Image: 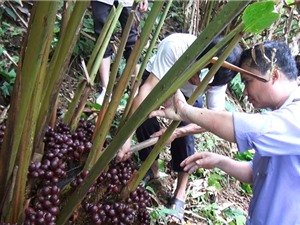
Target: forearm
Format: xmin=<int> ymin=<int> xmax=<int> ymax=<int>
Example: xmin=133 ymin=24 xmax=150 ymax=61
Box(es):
xmin=181 ymin=105 xmax=236 ymax=142
xmin=174 ymin=123 xmax=205 ymax=138
xmin=217 ymin=156 xmax=253 ymax=184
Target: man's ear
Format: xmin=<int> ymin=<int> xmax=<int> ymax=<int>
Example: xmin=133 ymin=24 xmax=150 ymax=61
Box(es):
xmin=271 ymin=68 xmax=280 ymax=84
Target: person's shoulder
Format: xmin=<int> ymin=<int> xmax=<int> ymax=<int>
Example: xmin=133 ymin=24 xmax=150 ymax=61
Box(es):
xmin=165 ymin=33 xmax=196 ymax=40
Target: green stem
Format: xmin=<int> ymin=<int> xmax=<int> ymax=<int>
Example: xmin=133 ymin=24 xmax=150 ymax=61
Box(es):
xmin=35 ymin=1 xmax=88 ymax=152
xmin=0 ymin=1 xmax=58 ymax=209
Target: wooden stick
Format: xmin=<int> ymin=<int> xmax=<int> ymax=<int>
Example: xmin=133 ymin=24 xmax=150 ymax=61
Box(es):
xmin=129 ymin=129 xmax=208 ymax=153
xmin=129 ymin=137 xmax=159 ymax=152
xmin=210 ymin=57 xmax=269 ymax=82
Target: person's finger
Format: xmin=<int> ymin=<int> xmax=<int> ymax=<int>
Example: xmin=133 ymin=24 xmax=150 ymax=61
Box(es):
xmin=115 ymin=152 xmax=123 ymax=163
xmin=150 ymin=128 xmax=166 ymax=138
xmin=182 ymin=161 xmax=196 ymax=171
xmin=181 ymin=155 xmax=197 ymax=165
xmin=116 ymin=149 xmax=128 ymax=163
xmin=181 ymin=154 xmax=205 ymax=170
xmin=180 ymin=158 xmax=189 ymax=167
xmin=184 ymin=163 xmax=198 ymax=174
xmin=149 ymin=109 xmax=166 ymax=118
xmin=162 ymin=97 xmax=173 ymax=108
xmin=122 ymin=152 xmax=132 ymax=161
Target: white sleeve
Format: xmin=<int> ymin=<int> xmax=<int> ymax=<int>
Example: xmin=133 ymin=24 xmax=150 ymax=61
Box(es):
xmin=206 ymin=84 xmax=227 ymax=111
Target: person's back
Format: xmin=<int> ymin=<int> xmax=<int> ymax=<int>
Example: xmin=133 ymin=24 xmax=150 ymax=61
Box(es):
xmin=148 ymin=33 xmax=242 ymax=111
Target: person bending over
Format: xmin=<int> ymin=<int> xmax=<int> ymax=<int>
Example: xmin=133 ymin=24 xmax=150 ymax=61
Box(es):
xmin=150 ymin=40 xmax=300 ymax=225
xmin=116 ymin=33 xmax=242 ymax=223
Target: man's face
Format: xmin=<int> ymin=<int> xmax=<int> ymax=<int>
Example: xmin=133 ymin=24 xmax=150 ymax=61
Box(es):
xmin=188 ymin=72 xmax=201 ymax=85
xmin=241 ymin=65 xmax=274 ymax=109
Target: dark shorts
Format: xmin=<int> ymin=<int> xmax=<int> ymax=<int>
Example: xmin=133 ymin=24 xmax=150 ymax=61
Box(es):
xmin=136 ymin=90 xmax=203 ymax=172
xmin=91 ymin=1 xmax=140 ymax=60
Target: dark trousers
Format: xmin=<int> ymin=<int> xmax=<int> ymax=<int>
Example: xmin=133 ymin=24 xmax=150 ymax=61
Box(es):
xmin=91 ymin=1 xmax=140 ymax=60
xmin=136 ymin=82 xmax=203 ymax=172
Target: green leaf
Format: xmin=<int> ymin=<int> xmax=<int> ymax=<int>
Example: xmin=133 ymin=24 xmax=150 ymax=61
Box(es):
xmin=86 ymin=101 xmax=101 ymax=110
xmin=0 ymin=44 xmax=4 ymax=54
xmin=13 ymin=0 xmax=23 ymax=6
xmin=158 ymin=159 xmax=165 ymax=171
xmin=225 ymin=100 xmax=237 ymax=112
xmin=0 ymin=69 xmax=15 ymax=82
xmin=0 ymin=81 xmax=13 ymax=97
xmin=4 ymin=7 xmax=17 ymax=21
xmin=286 ymin=0 xmax=295 ymax=5
xmin=242 ymin=1 xmax=279 ymax=33
xmin=236 ymin=215 xmax=247 ymax=225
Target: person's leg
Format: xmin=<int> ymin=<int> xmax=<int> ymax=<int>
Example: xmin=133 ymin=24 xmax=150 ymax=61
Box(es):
xmin=91 ymin=1 xmax=114 ymax=104
xmin=168 ymin=131 xmax=192 ymax=222
xmin=168 ymin=95 xmax=203 ymax=221
xmin=96 ymin=57 xmax=111 ymax=104
xmin=136 ymin=117 xmax=161 ymax=178
xmin=173 ymin=172 xmax=189 ymax=201
xmin=131 ymin=64 xmax=140 ymax=89
xmin=99 ymin=57 xmax=110 ymax=90
xmin=170 ymin=95 xmax=203 ymax=201
xmin=119 ymin=6 xmax=141 ymax=89
xmin=170 ymin=125 xmax=194 ymax=202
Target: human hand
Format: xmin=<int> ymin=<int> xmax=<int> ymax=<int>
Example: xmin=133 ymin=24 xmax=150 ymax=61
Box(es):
xmin=116 ymin=139 xmax=132 ymax=163
xmin=150 ymin=127 xmax=178 ymax=145
xmin=138 ymin=0 xmax=148 ymax=13
xmin=180 ymin=152 xmax=223 ymax=174
xmin=149 ymin=90 xmax=188 ymax=121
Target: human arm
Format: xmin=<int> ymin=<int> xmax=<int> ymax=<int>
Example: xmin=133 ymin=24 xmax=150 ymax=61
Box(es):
xmin=116 ymin=74 xmax=159 ymax=162
xmin=150 ymin=123 xmax=205 ymax=144
xmin=149 ymin=90 xmax=236 ymax=143
xmin=180 ymin=152 xmax=253 ymax=184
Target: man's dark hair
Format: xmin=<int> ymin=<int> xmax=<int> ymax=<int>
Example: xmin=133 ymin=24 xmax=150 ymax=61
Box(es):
xmin=295 ymin=55 xmax=300 ymax=77
xmin=197 ymin=36 xmax=242 ymax=86
xmin=240 ymin=41 xmax=298 ymax=80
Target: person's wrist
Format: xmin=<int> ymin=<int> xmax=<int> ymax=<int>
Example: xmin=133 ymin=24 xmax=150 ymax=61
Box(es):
xmin=216 ymin=155 xmax=226 ymax=170
xmin=180 ymin=103 xmax=191 ymax=121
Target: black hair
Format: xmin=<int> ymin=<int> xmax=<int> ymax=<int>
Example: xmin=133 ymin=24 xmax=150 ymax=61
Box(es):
xmin=295 ymin=55 xmax=300 ymax=77
xmin=197 ymin=36 xmax=243 ymax=86
xmin=239 ymin=41 xmax=298 ymax=80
